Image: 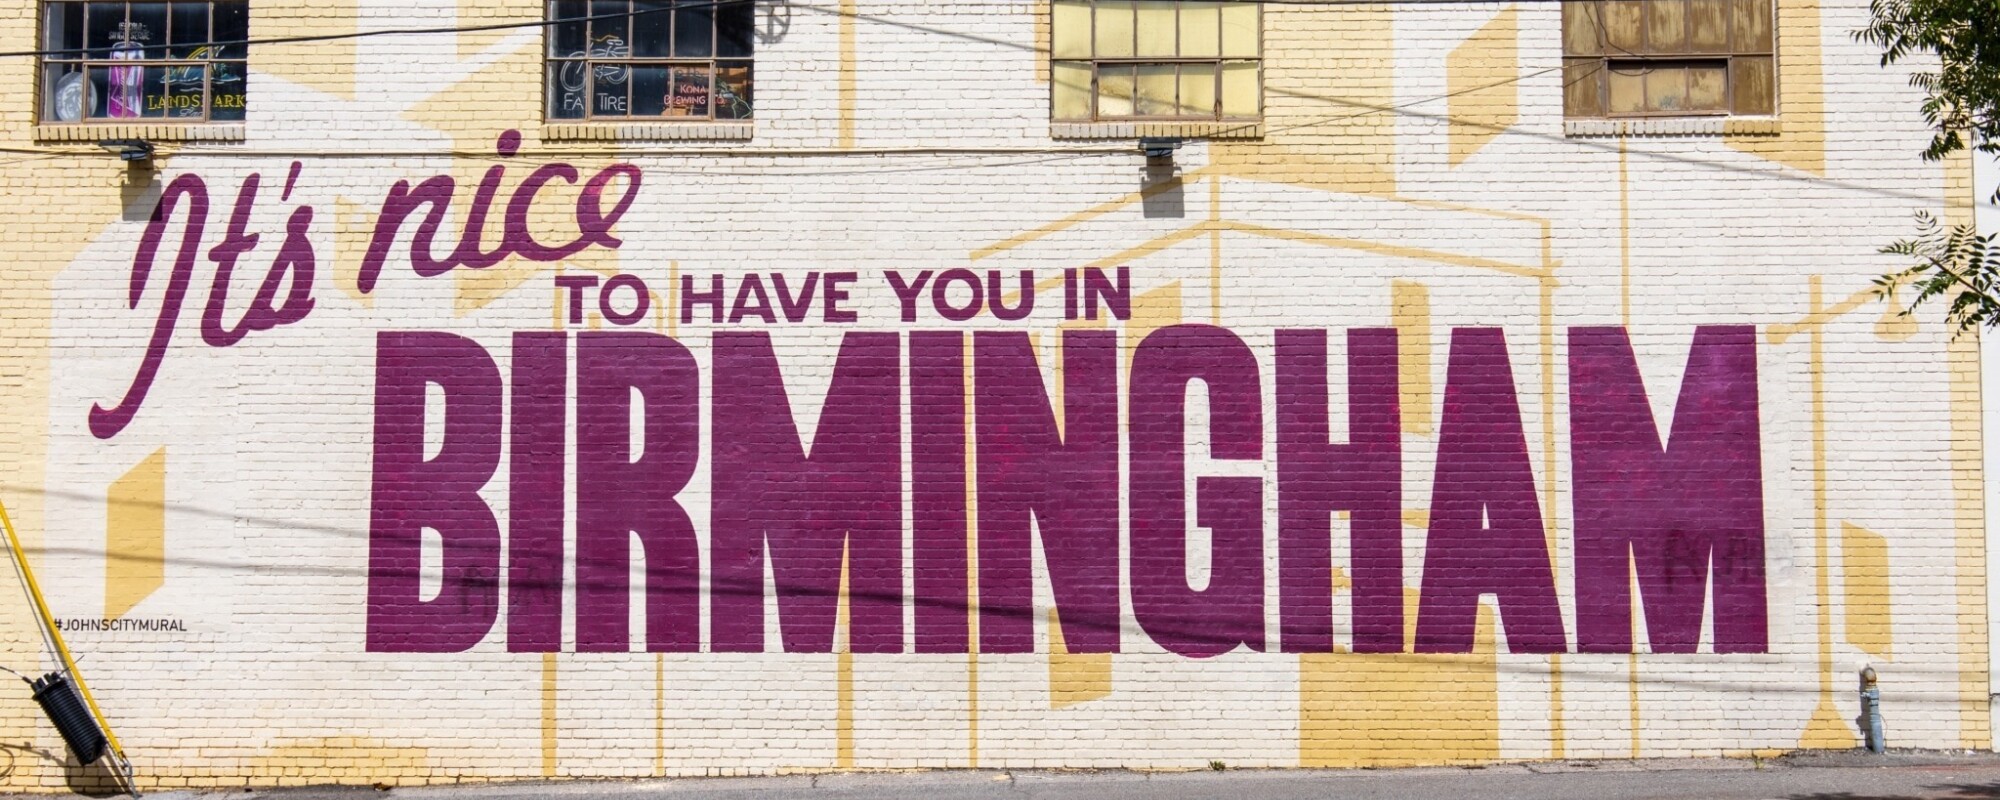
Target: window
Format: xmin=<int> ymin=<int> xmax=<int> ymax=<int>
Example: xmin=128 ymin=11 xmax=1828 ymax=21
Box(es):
xmin=1050 ymin=1 xmax=1261 ymax=122
xmin=40 ymin=1 xmax=247 ymax=123
xmin=1561 ymin=0 xmax=1774 ymax=117
xmin=547 ymin=0 xmax=754 ymax=121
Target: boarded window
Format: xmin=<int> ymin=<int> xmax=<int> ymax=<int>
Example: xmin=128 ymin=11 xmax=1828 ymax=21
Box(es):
xmin=1051 ymin=0 xmax=1261 ymax=122
xmin=1561 ymin=0 xmax=1774 ymax=118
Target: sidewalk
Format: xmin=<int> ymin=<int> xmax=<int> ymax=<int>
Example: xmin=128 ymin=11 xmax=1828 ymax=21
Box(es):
xmin=27 ymin=750 xmax=1999 ymax=800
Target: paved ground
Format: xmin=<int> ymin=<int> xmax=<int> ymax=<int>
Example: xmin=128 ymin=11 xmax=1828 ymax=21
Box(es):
xmin=23 ymin=751 xmax=2000 ymax=799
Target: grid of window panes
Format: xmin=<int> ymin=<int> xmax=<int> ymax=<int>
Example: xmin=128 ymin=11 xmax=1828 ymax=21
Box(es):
xmin=547 ymin=0 xmax=753 ymax=121
xmin=41 ymin=1 xmax=247 ymax=123
xmin=1561 ymin=0 xmax=1774 ymax=117
xmin=1051 ymin=0 xmax=1260 ymax=122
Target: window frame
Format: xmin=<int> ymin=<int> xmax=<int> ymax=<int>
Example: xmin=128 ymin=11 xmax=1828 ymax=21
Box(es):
xmin=543 ymin=0 xmax=754 ymax=124
xmin=1560 ymin=0 xmax=1777 ymax=119
xmin=36 ymin=0 xmax=248 ymax=126
xmin=1051 ymin=0 xmax=1265 ymax=124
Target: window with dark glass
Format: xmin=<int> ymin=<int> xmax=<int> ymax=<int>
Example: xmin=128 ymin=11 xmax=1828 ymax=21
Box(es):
xmin=547 ymin=0 xmax=754 ymax=121
xmin=1051 ymin=1 xmax=1261 ymax=123
xmin=40 ymin=1 xmax=247 ymax=123
xmin=1562 ymin=0 xmax=1775 ymax=117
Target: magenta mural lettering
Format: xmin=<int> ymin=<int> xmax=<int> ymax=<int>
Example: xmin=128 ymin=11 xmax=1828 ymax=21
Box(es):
xmin=1570 ymin=326 xmax=1767 ymax=653
xmin=575 ymin=332 xmax=702 ymax=652
xmin=93 ymin=131 xmax=634 ymax=439
xmin=1130 ymin=325 xmax=1265 ymax=658
xmin=973 ymin=331 xmax=1122 ymax=654
xmin=365 ymin=331 xmax=503 ymax=653
xmin=1415 ymin=328 xmax=1567 ymax=654
xmin=357 ymin=325 xmax=1768 ymax=656
xmin=1276 ymin=328 xmax=1403 ymax=654
xmin=712 ymin=332 xmax=904 ymax=653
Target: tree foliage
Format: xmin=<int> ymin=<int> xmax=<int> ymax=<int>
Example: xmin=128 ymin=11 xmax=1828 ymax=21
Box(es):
xmin=1856 ymin=0 xmax=2000 ymax=163
xmin=1876 ymin=212 xmax=2000 ymax=335
xmin=1860 ymin=0 xmax=1999 ymax=334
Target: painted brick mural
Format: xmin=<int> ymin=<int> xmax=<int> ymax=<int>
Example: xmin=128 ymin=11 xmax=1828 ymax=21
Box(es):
xmin=0 ymin=0 xmax=1989 ymax=790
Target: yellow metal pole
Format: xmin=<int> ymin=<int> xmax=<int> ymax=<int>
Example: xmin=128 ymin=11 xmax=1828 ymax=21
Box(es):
xmin=0 ymin=495 xmax=134 ymax=789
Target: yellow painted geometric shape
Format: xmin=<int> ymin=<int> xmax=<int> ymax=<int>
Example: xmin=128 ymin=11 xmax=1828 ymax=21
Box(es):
xmin=1301 ymin=603 xmax=1499 ymax=767
xmin=105 ymin=447 xmax=165 ymax=620
xmin=1391 ymin=280 xmax=1434 ymax=437
xmin=1445 ymin=6 xmax=1520 ymax=167
xmin=1873 ymin=287 xmax=1917 ymax=342
xmin=1799 ymin=696 xmax=1858 ymax=749
xmin=256 ymin=1 xmax=362 ymax=100
xmin=1048 ymin=607 xmax=1113 ymax=709
xmin=1840 ymin=522 xmax=1893 ymax=659
xmin=1124 ymin=281 xmax=1185 ymax=360
xmin=1727 ymin=0 xmax=1825 ymax=174
xmin=250 ymin=737 xmax=429 ymax=783
xmin=1211 ymin=3 xmax=1397 ymax=194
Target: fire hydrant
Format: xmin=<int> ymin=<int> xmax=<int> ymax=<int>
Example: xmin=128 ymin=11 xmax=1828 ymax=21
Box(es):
xmin=1861 ymin=666 xmax=1886 ymax=753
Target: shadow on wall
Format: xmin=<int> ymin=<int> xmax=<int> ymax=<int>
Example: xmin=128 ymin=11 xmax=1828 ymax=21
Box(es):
xmin=63 ymin=751 xmax=123 ymax=797
xmin=1141 ymin=166 xmax=1185 ymax=219
xmin=120 ymin=164 xmax=161 ymax=224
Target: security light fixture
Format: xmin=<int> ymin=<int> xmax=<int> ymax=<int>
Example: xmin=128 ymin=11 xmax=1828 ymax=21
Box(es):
xmin=96 ymin=139 xmax=154 ymax=163
xmin=1140 ymin=137 xmax=1184 ymax=163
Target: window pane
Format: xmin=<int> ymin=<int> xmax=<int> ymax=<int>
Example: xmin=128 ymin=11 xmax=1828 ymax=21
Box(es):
xmin=105 ymin=59 xmax=145 ymax=118
xmin=551 ymin=0 xmax=588 ymax=56
xmin=1052 ymin=60 xmax=1093 ymax=119
xmin=675 ymin=0 xmax=713 ymax=57
xmin=717 ymin=0 xmax=753 ymax=57
xmin=550 ymin=60 xmax=586 ymax=116
xmin=1602 ymin=0 xmax=1642 ymax=53
xmin=1098 ymin=64 xmax=1134 ymax=116
xmin=211 ymin=61 xmax=245 ymax=120
xmin=1220 ymin=2 xmax=1256 ymax=57
xmin=591 ymin=0 xmax=630 ymax=54
xmin=1563 ymin=58 xmax=1604 ymax=116
xmin=1095 ymin=1 xmax=1134 ymax=58
xmin=1135 ymin=1 xmax=1175 ymax=57
xmin=46 ymin=2 xmax=85 ymax=55
xmin=87 ymin=3 xmax=128 ymax=59
xmin=213 ymin=1 xmax=247 ymax=58
xmin=632 ymin=0 xmax=671 ymax=57
xmin=1644 ymin=0 xmax=1687 ymax=54
xmin=1053 ymin=0 xmax=1092 ymax=57
xmin=44 ymin=64 xmax=90 ymax=122
xmin=716 ymin=62 xmax=751 ymax=118
xmin=1562 ymin=1 xmax=1602 ymax=57
xmin=1731 ymin=55 xmax=1773 ymax=114
xmin=1689 ymin=0 xmax=1728 ymax=52
xmin=626 ymin=63 xmax=664 ymax=115
xmin=1219 ymin=59 xmax=1256 ymax=116
xmin=129 ymin=3 xmax=168 ymax=58
xmin=1177 ymin=63 xmax=1215 ymax=117
xmin=1687 ymin=63 xmax=1725 ymax=110
xmin=669 ymin=65 xmax=710 ymax=116
xmin=163 ymin=62 xmax=204 ymax=118
xmin=593 ymin=60 xmax=631 ymax=116
xmin=1606 ymin=65 xmax=1643 ymax=113
xmin=169 ymin=2 xmax=209 ymax=57
xmin=1179 ymin=1 xmax=1219 ymax=58
xmin=139 ymin=63 xmax=169 ymax=117
xmin=1643 ymin=64 xmax=1688 ymax=112
xmin=1729 ymin=0 xmax=1772 ymax=52
xmin=1135 ymin=63 xmax=1174 ymax=115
